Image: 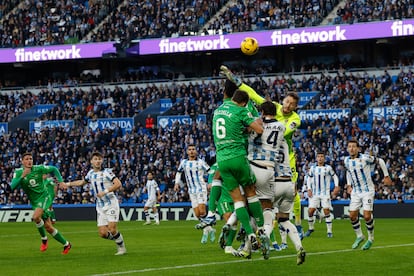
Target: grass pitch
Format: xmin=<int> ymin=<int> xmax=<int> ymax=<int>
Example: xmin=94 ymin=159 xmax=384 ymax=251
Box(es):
xmin=1 ymin=219 xmax=414 ymax=275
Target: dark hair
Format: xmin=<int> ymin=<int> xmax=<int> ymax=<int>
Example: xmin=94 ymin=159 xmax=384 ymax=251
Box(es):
xmin=347 ymin=138 xmax=359 ymax=146
xmin=260 ymin=101 xmax=276 ymax=116
xmin=224 ymin=80 xmax=238 ymax=98
xmin=21 ymin=152 xmax=32 ymax=158
xmin=232 ymin=89 xmax=249 ymax=104
xmin=91 ymin=152 xmax=103 ymax=159
xmin=316 ymin=151 xmax=325 ymax=156
xmin=286 ymin=92 xmax=299 ymax=103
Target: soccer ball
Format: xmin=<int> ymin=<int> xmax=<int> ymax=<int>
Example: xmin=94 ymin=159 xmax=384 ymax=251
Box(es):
xmin=240 ymin=37 xmax=259 ymax=56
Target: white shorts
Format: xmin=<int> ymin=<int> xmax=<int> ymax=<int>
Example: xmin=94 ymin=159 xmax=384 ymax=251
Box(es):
xmin=96 ymin=197 xmax=120 ymax=226
xmin=189 ymin=191 xmax=208 ymax=208
xmin=249 ymin=163 xmax=274 ymax=201
xmin=308 ymin=195 xmax=332 ymax=210
xmin=349 ymin=191 xmax=375 ymax=212
xmin=144 ymin=197 xmax=158 ymax=208
xmin=272 ymin=178 xmax=295 ymax=214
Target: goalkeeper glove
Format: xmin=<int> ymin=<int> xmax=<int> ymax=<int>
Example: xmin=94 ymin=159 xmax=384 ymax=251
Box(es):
xmin=220 ymin=65 xmax=242 ymax=87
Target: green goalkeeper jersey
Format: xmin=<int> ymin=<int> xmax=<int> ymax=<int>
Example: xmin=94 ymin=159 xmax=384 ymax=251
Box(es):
xmin=213 ymin=100 xmax=256 ymax=163
xmin=11 ymin=165 xmax=63 ymax=204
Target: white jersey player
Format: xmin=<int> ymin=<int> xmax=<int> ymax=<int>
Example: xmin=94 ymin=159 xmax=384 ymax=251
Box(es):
xmin=143 ymin=172 xmax=160 ymax=225
xmin=174 ymin=144 xmax=214 ymax=244
xmin=304 ymin=152 xmax=340 ymax=238
xmin=65 ymin=152 xmax=126 ymax=255
xmin=250 ymin=101 xmax=305 ymax=264
xmin=344 ymin=139 xmax=392 ymax=250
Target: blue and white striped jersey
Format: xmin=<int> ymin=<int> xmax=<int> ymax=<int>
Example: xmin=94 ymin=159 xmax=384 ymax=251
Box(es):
xmin=344 ymin=154 xmax=375 ymax=193
xmin=177 ymin=159 xmax=210 ymax=194
xmin=85 ymin=168 xmax=117 ymax=208
xmin=248 ymin=118 xmax=291 ymax=177
xmin=307 ymin=164 xmax=337 ymax=196
xmin=146 ymin=179 xmax=159 ymax=201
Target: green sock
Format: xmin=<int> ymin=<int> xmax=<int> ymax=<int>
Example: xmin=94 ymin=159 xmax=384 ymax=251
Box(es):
xmin=208 ymin=185 xmax=222 ymax=212
xmin=226 ymin=229 xmax=237 ymax=246
xmin=235 ymin=205 xmax=253 ymax=235
xmin=247 ymin=199 xmax=264 ymax=227
xmin=52 ymin=229 xmax=68 ymax=245
xmin=36 ymin=220 xmax=47 ymax=238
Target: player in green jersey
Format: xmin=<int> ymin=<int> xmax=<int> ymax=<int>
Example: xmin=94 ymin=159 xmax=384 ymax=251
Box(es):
xmin=11 ymin=152 xmax=71 ymax=254
xmin=198 ymin=79 xmax=260 ymax=231
xmin=220 ymin=65 xmax=304 ymax=241
xmin=213 ymin=89 xmax=268 ymax=259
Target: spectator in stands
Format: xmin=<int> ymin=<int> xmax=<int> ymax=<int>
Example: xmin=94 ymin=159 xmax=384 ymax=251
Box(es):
xmin=145 ymin=114 xmax=155 ymax=130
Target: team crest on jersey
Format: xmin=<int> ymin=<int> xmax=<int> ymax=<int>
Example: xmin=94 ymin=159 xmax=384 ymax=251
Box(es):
xmin=289 ymin=121 xmax=297 ymax=129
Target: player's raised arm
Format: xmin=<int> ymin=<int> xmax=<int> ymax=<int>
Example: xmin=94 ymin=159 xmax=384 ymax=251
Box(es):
xmin=220 ymin=65 xmax=265 ymax=105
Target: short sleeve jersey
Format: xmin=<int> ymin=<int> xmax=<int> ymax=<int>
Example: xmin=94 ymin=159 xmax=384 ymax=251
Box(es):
xmin=344 ymin=154 xmax=376 ymax=193
xmin=213 ymin=100 xmax=256 ymax=162
xmin=11 ymin=165 xmax=63 ymax=203
xmin=177 ymin=159 xmax=210 ymax=194
xmin=85 ymin=168 xmax=117 ymax=208
xmin=308 ymin=164 xmax=337 ymax=196
xmin=146 ymin=179 xmax=159 ymax=201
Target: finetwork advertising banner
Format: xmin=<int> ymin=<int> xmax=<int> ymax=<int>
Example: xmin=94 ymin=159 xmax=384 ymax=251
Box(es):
xmin=0 ymin=42 xmax=116 ymax=63
xmin=136 ymin=19 xmax=414 ymax=55
xmin=298 ymin=108 xmax=351 ymax=122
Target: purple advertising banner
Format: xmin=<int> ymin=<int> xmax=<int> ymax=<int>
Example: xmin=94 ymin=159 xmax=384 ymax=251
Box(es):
xmin=137 ymin=19 xmax=414 ymax=55
xmin=0 ymin=42 xmax=116 ymax=63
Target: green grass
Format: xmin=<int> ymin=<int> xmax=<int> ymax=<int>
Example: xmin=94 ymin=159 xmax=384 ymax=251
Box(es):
xmin=1 ymin=219 xmax=414 ymax=276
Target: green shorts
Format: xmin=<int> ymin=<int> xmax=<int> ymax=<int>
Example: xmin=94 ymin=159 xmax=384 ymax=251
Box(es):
xmin=218 ymin=155 xmax=256 ymax=192
xmin=217 ymin=186 xmax=234 ymax=216
xmin=31 ymin=194 xmax=53 ymax=219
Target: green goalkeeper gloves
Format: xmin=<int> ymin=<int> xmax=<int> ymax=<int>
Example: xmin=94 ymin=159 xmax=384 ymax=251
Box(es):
xmin=220 ymin=65 xmax=242 ymax=87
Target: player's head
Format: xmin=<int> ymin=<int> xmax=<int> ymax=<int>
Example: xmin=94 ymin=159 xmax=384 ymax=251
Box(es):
xmin=186 ymin=144 xmax=197 ymax=160
xmin=21 ymin=152 xmax=33 ymax=168
xmin=347 ymin=139 xmax=360 ymax=158
xmin=90 ymin=152 xmax=104 ymax=170
xmin=224 ymin=80 xmax=238 ymax=99
xmin=316 ymin=151 xmax=325 ymax=165
xmin=282 ymin=92 xmax=299 ymax=115
xmin=232 ymin=89 xmax=249 ymax=107
xmin=147 ymin=172 xmax=153 ymax=179
xmin=260 ymin=101 xmax=276 ymax=117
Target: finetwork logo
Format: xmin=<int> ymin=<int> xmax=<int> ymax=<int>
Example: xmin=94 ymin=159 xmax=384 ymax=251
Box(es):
xmin=271 ymin=26 xmax=346 ymax=45
xmin=14 ymin=45 xmax=81 ymax=62
xmin=158 ymin=36 xmax=230 ymax=53
xmin=391 ymin=21 xmax=414 ymax=36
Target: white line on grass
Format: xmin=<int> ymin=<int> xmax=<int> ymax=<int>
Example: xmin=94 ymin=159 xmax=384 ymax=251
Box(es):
xmin=90 ymin=243 xmax=414 ymax=276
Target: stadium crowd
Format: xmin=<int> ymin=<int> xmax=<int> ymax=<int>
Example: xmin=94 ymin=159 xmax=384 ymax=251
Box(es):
xmin=1 ymin=65 xmax=413 ymax=207
xmin=2 ymin=0 xmax=414 ymax=47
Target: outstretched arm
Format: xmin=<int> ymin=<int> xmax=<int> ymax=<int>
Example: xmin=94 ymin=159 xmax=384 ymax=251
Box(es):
xmin=220 ymin=65 xmax=265 ymax=105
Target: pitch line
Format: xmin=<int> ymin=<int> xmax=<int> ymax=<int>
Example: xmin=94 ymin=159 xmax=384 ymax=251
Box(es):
xmin=90 ymin=243 xmax=414 ymax=276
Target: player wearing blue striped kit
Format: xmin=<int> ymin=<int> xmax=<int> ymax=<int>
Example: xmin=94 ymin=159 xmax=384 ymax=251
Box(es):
xmin=174 ymin=145 xmax=215 ymax=244
xmin=304 ymin=152 xmax=340 ymax=238
xmin=344 ymin=139 xmax=393 ymax=250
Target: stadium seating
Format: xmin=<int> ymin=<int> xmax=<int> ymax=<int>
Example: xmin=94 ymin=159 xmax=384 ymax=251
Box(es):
xmin=1 ymin=66 xmax=413 ymax=205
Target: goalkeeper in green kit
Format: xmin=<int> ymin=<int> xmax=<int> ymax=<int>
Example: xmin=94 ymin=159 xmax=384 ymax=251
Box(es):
xmin=11 ymin=152 xmax=72 ymax=254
